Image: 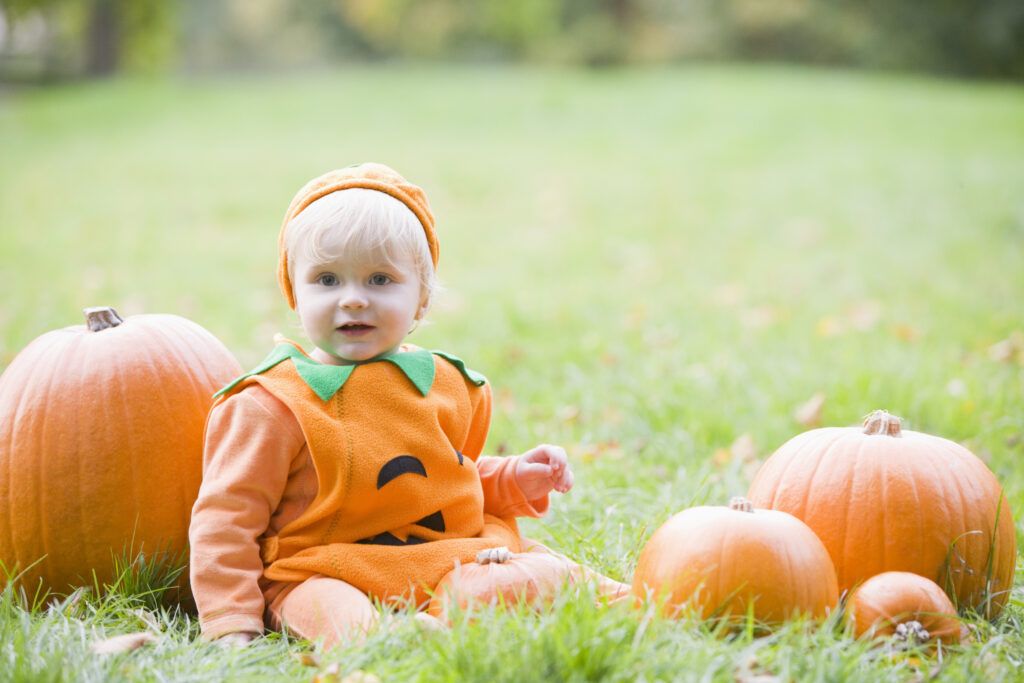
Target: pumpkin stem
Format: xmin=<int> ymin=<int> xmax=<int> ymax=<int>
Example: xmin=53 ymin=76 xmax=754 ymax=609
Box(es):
xmin=476 ymin=547 xmax=512 ymax=565
xmin=84 ymin=307 xmax=124 ymax=332
xmin=894 ymin=620 xmax=930 ymax=643
xmin=728 ymin=497 xmax=754 ymax=513
xmin=862 ymin=410 xmax=902 ymax=437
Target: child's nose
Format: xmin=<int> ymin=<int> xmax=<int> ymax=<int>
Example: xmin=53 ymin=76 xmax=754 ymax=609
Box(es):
xmin=338 ymin=286 xmax=368 ymax=309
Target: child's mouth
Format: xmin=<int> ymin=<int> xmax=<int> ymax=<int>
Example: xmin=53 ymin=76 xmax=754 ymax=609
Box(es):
xmin=338 ymin=323 xmax=374 ymax=337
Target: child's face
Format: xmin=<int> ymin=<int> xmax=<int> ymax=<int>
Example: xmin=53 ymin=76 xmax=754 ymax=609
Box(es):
xmin=292 ymin=246 xmax=425 ymax=365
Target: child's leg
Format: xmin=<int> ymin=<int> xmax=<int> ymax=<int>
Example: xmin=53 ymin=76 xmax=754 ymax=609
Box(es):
xmin=267 ymin=575 xmax=378 ymax=649
xmin=520 ymin=538 xmax=632 ymax=603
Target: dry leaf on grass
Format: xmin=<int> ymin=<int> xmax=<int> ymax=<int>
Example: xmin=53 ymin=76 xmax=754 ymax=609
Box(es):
xmin=988 ymin=332 xmax=1024 ymax=364
xmin=891 ymin=323 xmax=921 ymax=343
xmin=556 ymin=405 xmax=581 ymax=423
xmin=793 ymin=392 xmax=826 ymax=427
xmin=713 ymin=434 xmax=758 ymax=467
xmin=90 ymin=631 xmax=158 ymax=655
xmin=730 ymin=434 xmax=757 ymax=462
xmin=293 ymin=652 xmax=323 ymax=667
xmin=847 ymin=300 xmax=882 ymax=331
xmin=816 ymin=315 xmax=845 ymax=338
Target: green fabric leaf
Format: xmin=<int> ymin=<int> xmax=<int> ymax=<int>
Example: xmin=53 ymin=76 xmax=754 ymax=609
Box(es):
xmin=293 ymin=359 xmax=356 ymax=402
xmin=432 ymin=350 xmax=487 ymax=386
xmin=383 ymin=349 xmax=435 ymax=397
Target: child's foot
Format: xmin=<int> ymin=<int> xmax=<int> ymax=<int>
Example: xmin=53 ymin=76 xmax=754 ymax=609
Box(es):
xmin=412 ymin=612 xmax=447 ymax=632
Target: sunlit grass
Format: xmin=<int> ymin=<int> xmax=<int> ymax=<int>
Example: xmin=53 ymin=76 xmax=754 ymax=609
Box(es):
xmin=1 ymin=64 xmax=1022 ymax=680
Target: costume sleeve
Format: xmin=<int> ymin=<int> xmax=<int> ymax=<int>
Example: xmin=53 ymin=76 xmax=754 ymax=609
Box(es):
xmin=463 ymin=383 xmax=549 ymax=518
xmin=188 ymin=385 xmax=305 ymax=640
xmin=478 ymin=455 xmax=550 ymax=518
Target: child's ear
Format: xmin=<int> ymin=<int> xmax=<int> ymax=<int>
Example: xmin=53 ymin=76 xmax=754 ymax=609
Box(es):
xmin=416 ymin=291 xmax=431 ymax=320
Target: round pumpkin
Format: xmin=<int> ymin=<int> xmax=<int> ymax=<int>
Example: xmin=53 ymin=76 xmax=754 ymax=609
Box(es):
xmin=846 ymin=571 xmax=963 ymax=644
xmin=631 ymin=497 xmax=838 ymax=623
xmin=428 ymin=546 xmax=582 ymax=622
xmin=0 ymin=307 xmax=241 ymax=596
xmin=747 ymin=410 xmax=1016 ymax=618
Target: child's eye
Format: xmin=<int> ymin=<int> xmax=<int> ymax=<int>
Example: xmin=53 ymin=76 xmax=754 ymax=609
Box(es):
xmin=317 ymin=273 xmax=339 ymax=286
xmin=369 ymin=274 xmax=392 ymax=286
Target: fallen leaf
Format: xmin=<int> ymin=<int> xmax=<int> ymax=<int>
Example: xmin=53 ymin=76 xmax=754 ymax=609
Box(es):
xmin=730 ymin=434 xmax=757 ymax=463
xmin=988 ymin=332 xmax=1024 ymax=364
xmin=712 ymin=448 xmax=732 ymax=467
xmin=625 ymin=303 xmax=648 ymax=329
xmin=816 ymin=315 xmax=845 ymax=338
xmin=847 ymin=300 xmax=882 ymax=331
xmin=312 ymin=663 xmax=341 ymax=683
xmin=294 ymin=652 xmax=323 ymax=667
xmin=793 ymin=392 xmax=826 ymax=427
xmin=576 ymin=440 xmax=623 ymax=463
xmin=90 ymin=631 xmax=158 ymax=655
xmin=890 ymin=323 xmax=920 ymax=343
xmin=556 ymin=405 xmax=581 ymax=423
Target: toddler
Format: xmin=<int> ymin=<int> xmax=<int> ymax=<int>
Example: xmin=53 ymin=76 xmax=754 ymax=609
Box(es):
xmin=189 ymin=163 xmax=626 ymax=647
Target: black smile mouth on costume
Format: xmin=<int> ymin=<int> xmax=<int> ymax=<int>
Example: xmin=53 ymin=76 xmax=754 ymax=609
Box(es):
xmin=360 ymin=455 xmax=447 ymax=547
xmin=377 ymin=455 xmax=428 ymax=489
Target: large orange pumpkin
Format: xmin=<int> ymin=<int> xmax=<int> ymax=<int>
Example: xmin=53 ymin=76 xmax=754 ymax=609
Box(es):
xmin=428 ymin=546 xmax=582 ymax=623
xmin=747 ymin=410 xmax=1016 ymax=618
xmin=0 ymin=307 xmax=241 ymax=596
xmin=631 ymin=497 xmax=838 ymax=623
xmin=846 ymin=571 xmax=963 ymax=645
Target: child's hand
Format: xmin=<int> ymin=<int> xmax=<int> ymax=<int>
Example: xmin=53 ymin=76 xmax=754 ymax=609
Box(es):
xmin=515 ymin=444 xmax=574 ymax=500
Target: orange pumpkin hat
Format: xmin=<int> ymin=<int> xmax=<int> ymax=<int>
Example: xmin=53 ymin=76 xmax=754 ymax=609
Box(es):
xmin=276 ymin=162 xmax=439 ymax=310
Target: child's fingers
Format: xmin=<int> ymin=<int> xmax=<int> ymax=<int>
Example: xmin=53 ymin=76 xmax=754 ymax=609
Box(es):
xmin=519 ymin=462 xmax=553 ymax=479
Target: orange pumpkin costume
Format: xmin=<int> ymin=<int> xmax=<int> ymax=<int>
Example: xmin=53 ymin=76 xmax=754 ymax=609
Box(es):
xmin=189 ymin=341 xmax=556 ymax=640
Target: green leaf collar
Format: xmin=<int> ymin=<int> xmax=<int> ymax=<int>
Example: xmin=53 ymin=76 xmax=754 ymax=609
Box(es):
xmin=214 ymin=343 xmax=486 ymax=402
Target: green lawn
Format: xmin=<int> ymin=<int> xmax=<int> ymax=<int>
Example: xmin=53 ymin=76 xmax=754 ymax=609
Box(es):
xmin=1 ymin=64 xmax=1023 ymax=681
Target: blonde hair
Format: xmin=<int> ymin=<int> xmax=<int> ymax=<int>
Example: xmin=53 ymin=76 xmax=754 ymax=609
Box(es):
xmin=285 ymin=189 xmax=438 ymax=310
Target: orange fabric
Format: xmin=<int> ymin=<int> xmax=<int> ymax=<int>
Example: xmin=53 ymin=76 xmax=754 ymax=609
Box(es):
xmin=189 ymin=343 xmax=548 ymax=639
xmin=277 ymin=163 xmax=438 ymax=310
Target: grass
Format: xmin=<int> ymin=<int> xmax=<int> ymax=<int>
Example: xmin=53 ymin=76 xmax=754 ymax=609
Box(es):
xmin=1 ymin=63 xmax=1022 ymax=680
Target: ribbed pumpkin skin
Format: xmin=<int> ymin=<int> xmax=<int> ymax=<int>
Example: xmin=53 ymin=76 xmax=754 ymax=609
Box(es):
xmin=428 ymin=552 xmax=580 ymax=622
xmin=0 ymin=313 xmax=241 ymax=596
xmin=847 ymin=571 xmax=962 ymax=644
xmin=747 ymin=422 xmax=1017 ymax=617
xmin=631 ymin=502 xmax=838 ymax=623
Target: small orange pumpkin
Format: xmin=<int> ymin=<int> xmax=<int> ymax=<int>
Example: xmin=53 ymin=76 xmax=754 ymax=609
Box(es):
xmin=631 ymin=497 xmax=838 ymax=623
xmin=748 ymin=410 xmax=1017 ymax=618
xmin=847 ymin=572 xmax=963 ymax=644
xmin=428 ymin=546 xmax=582 ymax=622
xmin=0 ymin=307 xmax=241 ymax=596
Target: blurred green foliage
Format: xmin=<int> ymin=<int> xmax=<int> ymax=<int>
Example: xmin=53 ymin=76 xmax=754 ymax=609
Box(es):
xmin=0 ymin=0 xmax=1022 ymax=81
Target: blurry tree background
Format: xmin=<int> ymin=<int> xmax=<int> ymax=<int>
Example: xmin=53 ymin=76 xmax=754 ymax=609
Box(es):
xmin=0 ymin=0 xmax=1022 ymax=81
